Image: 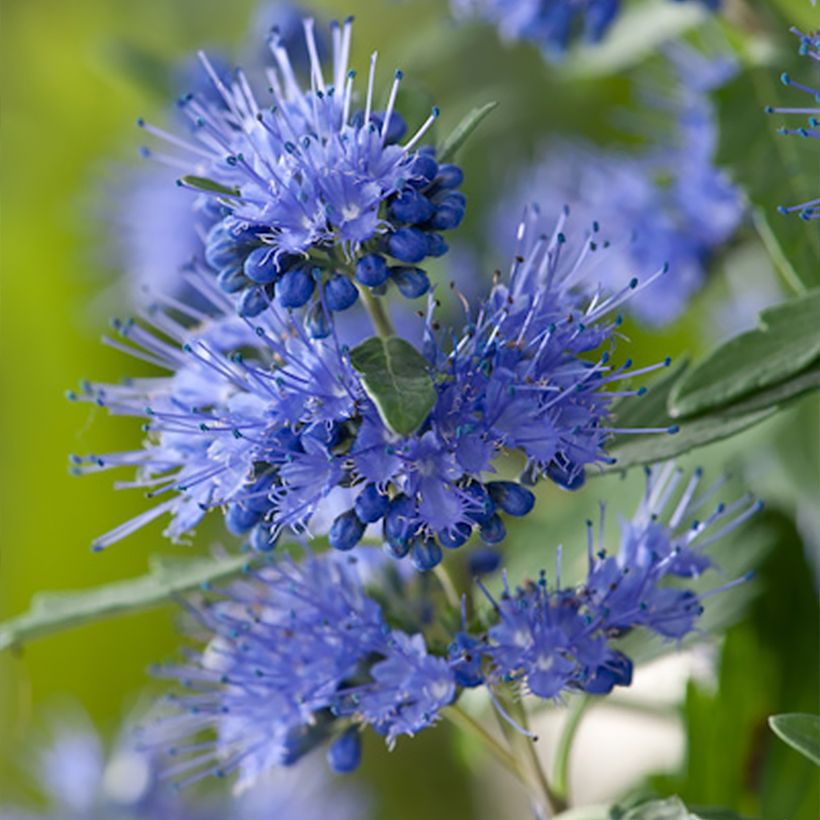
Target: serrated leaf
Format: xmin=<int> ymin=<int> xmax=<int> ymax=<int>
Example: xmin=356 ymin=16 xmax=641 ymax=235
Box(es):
xmin=0 ymin=552 xmax=255 ymax=652
xmin=437 ymin=101 xmax=499 ymax=163
xmin=349 ymin=336 xmax=436 ymax=436
xmin=769 ymin=713 xmax=820 ymax=765
xmin=669 ymin=292 xmax=820 ymax=418
xmin=179 ymin=175 xmax=241 ymax=197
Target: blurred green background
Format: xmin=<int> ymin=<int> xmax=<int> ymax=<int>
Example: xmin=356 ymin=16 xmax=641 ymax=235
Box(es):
xmin=1 ymin=0 xmax=818 ymax=817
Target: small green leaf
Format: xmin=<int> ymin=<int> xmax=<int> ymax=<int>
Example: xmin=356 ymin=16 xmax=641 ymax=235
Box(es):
xmin=179 ymin=175 xmax=241 ymax=197
xmin=614 ymin=797 xmax=703 ymax=820
xmin=768 ymin=713 xmax=820 ymax=765
xmin=0 ymin=552 xmax=256 ymax=652
xmin=437 ymin=101 xmax=499 ymax=163
xmin=669 ymin=291 xmax=820 ymax=418
xmin=349 ymin=336 xmax=436 ymax=436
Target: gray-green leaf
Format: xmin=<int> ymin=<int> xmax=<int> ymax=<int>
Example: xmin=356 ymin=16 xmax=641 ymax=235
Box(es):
xmin=768 ymin=713 xmax=820 ymax=765
xmin=669 ymin=291 xmax=820 ymax=418
xmin=0 ymin=552 xmax=256 ymax=652
xmin=350 ymin=336 xmax=436 ymax=436
xmin=179 ymin=175 xmax=241 ymax=197
xmin=614 ymin=797 xmax=703 ymax=820
xmin=437 ymin=101 xmax=499 ymax=163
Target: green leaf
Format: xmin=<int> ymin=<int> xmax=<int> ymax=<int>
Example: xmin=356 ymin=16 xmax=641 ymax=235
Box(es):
xmin=613 ymin=797 xmax=703 ymax=819
xmin=0 ymin=552 xmax=256 ymax=652
xmin=669 ymin=291 xmax=820 ymax=418
xmin=349 ymin=336 xmax=436 ymax=436
xmin=768 ymin=713 xmax=820 ymax=765
xmin=437 ymin=101 xmax=499 ymax=163
xmin=178 ymin=175 xmax=241 ymax=198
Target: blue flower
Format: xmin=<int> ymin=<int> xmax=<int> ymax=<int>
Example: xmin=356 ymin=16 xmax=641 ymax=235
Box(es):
xmin=451 ymin=0 xmax=720 ymax=57
xmin=766 ymin=29 xmax=820 ymax=220
xmin=490 ymin=46 xmax=742 ymax=326
xmin=476 ymin=465 xmax=759 ymax=700
xmin=149 ymin=548 xmax=453 ymax=789
xmin=138 ymin=17 xmax=461 ymax=321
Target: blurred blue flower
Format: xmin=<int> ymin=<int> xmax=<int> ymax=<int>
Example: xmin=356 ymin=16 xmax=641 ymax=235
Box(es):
xmin=490 ymin=45 xmax=742 ymax=326
xmin=766 ymin=28 xmax=820 ymax=221
xmin=149 ymin=548 xmax=454 ymax=788
xmin=137 ymin=17 xmax=461 ymax=320
xmin=451 ymin=0 xmax=720 ymax=56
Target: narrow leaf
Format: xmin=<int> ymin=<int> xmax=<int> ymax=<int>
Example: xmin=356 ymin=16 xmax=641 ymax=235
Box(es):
xmin=437 ymin=101 xmax=499 ymax=163
xmin=669 ymin=291 xmax=820 ymax=418
xmin=0 ymin=552 xmax=256 ymax=652
xmin=768 ymin=713 xmax=820 ymax=765
xmin=179 ymin=175 xmax=241 ymax=197
xmin=349 ymin=336 xmax=436 ymax=436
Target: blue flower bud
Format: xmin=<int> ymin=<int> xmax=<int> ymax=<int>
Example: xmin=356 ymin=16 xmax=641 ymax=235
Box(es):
xmin=390 ymin=266 xmax=430 ymax=299
xmin=582 ymin=652 xmax=633 ymax=695
xmin=324 ymin=275 xmax=359 ymax=312
xmin=438 ymin=522 xmax=472 ymax=549
xmin=487 ymin=481 xmax=535 ymax=517
xmin=384 ymin=494 xmax=419 ymax=551
xmin=327 ymin=728 xmax=362 ymax=774
xmin=411 ymin=539 xmax=443 ymax=571
xmin=217 ymin=264 xmax=247 ymax=293
xmin=479 ymin=514 xmax=506 ymax=544
xmin=387 ymin=227 xmax=429 ymax=264
xmin=430 ymin=192 xmax=467 ymax=230
xmin=436 ymin=163 xmax=464 ymax=190
xmin=205 ymin=223 xmax=243 ymax=269
xmin=354 ymin=254 xmax=389 ymax=288
xmin=383 ymin=537 xmax=413 ymax=559
xmin=425 ymin=232 xmax=448 ymax=258
xmin=468 ymin=547 xmax=502 ymax=576
xmin=464 ymin=483 xmax=496 ymax=526
xmin=389 ymin=189 xmax=435 ymax=225
xmin=246 ymin=474 xmax=275 ymax=514
xmin=238 ymin=286 xmax=269 ymax=318
xmin=306 ymin=302 xmax=331 ymax=339
xmin=243 ymin=245 xmax=279 ymax=284
xmin=225 ymin=503 xmax=260 ymax=535
xmin=409 ymin=153 xmax=439 ymax=185
xmin=277 ymin=267 xmax=315 ymax=308
xmin=354 ymin=483 xmax=391 ymax=523
xmin=448 ymin=632 xmax=484 ymax=688
xmin=329 ymin=509 xmax=365 ymax=551
xmin=249 ymin=524 xmax=278 ymax=553
xmin=546 ymin=462 xmax=586 ymax=491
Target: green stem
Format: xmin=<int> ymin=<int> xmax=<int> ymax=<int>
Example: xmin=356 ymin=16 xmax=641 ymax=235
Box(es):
xmin=552 ymin=695 xmax=591 ymax=806
xmin=433 ymin=565 xmax=460 ymax=611
xmin=358 ymin=284 xmax=396 ymax=338
xmin=443 ymin=704 xmax=532 ymax=789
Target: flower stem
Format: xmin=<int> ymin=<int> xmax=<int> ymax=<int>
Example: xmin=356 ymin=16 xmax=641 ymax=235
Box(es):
xmin=442 ymin=704 xmax=531 ymax=789
xmin=433 ymin=564 xmax=460 ymax=610
xmin=552 ymin=695 xmax=590 ymax=806
xmin=357 ymin=284 xmax=396 ymax=338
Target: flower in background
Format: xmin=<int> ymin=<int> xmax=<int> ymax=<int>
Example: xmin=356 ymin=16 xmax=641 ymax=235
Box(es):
xmin=766 ymin=28 xmax=819 ymax=221
xmin=490 ymin=44 xmax=743 ymax=326
xmin=135 ymin=16 xmax=463 ymax=323
xmin=70 ymin=212 xmax=673 ymax=565
xmin=451 ymin=0 xmax=721 ymax=57
xmin=148 ymin=548 xmax=454 ymax=787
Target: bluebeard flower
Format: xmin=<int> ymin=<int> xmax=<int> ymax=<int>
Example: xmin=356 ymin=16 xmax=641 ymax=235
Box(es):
xmin=473 ymin=465 xmax=760 ymax=701
xmin=148 ymin=548 xmax=454 ymax=788
xmin=490 ymin=46 xmax=742 ymax=326
xmin=137 ymin=17 xmax=461 ymax=322
xmin=72 ymin=211 xmax=672 ymax=560
xmin=451 ymin=0 xmax=720 ymax=57
xmin=766 ymin=28 xmax=820 ymax=220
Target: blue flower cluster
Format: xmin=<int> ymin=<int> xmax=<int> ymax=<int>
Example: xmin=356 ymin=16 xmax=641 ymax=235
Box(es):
xmin=451 ymin=0 xmax=720 ymax=57
xmin=136 ymin=17 xmax=463 ymax=324
xmin=150 ymin=549 xmax=455 ymax=787
xmin=490 ymin=43 xmax=743 ymax=326
xmin=766 ymin=28 xmax=819 ymax=221
xmin=150 ymin=466 xmax=757 ymax=790
xmin=71 ymin=214 xmax=672 ymax=567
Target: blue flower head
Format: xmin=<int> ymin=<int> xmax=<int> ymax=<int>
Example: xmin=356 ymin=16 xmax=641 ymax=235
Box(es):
xmin=138 ymin=17 xmax=462 ymax=323
xmin=148 ymin=548 xmax=454 ymax=789
xmin=72 ymin=211 xmax=673 ymax=562
xmin=766 ymin=28 xmax=820 ymax=220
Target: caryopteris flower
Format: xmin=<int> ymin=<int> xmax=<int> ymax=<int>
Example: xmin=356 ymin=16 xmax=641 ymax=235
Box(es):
xmin=71 ymin=212 xmax=673 ymax=563
xmin=148 ymin=549 xmax=455 ymax=787
xmin=490 ymin=45 xmax=742 ymax=326
xmin=451 ymin=0 xmax=720 ymax=57
xmin=766 ymin=28 xmax=820 ymax=221
xmin=138 ymin=16 xmax=462 ymax=322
